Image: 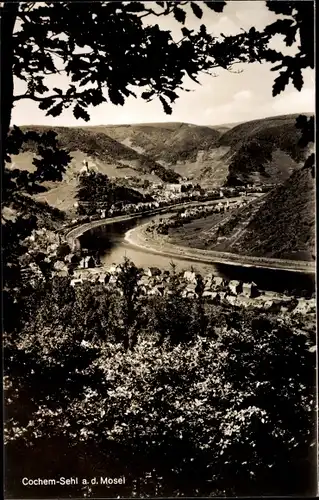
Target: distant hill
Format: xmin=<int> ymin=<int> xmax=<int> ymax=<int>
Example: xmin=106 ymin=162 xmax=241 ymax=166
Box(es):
xmin=7 ymin=114 xmax=313 ymax=212
xmin=18 ymin=125 xmax=180 ymax=184
xmin=218 ymin=113 xmax=313 ymax=185
xmin=94 ymin=114 xmax=312 ymax=187
xmin=96 ymin=122 xmax=221 ymax=164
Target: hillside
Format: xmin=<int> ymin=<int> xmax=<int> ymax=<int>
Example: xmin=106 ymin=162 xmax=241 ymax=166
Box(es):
xmin=7 ymin=114 xmax=313 ymax=212
xmin=18 ymin=126 xmax=180 ymax=184
xmin=212 ymin=167 xmax=315 ymax=261
xmin=99 ymin=122 xmax=221 ymax=165
xmin=93 ymin=114 xmax=312 ymax=187
xmin=218 ymin=114 xmax=312 ymax=185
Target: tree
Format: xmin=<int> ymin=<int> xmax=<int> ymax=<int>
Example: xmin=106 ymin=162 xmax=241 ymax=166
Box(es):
xmin=5 ymin=305 xmax=314 ymax=497
xmin=114 ymin=257 xmax=144 ymax=349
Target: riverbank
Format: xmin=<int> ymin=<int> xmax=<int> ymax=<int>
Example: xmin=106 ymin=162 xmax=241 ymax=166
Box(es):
xmin=125 ymin=220 xmax=316 ymax=274
xmin=65 ymin=196 xmax=257 ymax=244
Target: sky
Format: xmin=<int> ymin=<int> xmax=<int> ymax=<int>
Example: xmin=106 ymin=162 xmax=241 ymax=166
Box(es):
xmin=11 ymin=1 xmax=315 ymax=128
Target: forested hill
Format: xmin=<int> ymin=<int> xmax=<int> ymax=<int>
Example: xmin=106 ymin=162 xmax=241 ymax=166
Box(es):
xmin=99 ymin=122 xmax=222 ymax=164
xmin=9 ymin=113 xmax=313 ymax=192
xmin=218 ymin=167 xmax=316 ymax=261
xmin=219 ymin=113 xmax=313 ymax=186
xmin=92 ymin=114 xmax=313 ymax=187
xmin=18 ymin=125 xmax=180 ymax=184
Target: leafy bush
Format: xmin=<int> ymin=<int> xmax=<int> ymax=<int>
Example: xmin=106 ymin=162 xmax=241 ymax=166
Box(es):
xmin=4 ymin=266 xmax=316 ymax=497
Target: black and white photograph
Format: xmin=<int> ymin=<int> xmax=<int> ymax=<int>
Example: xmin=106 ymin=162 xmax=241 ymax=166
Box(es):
xmin=2 ymin=0 xmax=316 ymax=498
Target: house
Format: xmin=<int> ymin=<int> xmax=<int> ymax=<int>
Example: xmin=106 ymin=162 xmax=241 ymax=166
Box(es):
xmin=183 ymin=271 xmax=197 ymax=283
xmin=65 ymin=253 xmax=80 ymax=264
xmin=219 ymin=291 xmax=227 ymax=303
xmin=146 ymin=267 xmax=161 ymax=277
xmin=138 ymin=276 xmax=150 ymax=286
xmin=98 ymin=273 xmax=109 ymax=285
xmin=183 ymin=283 xmax=197 ymax=297
xmin=108 ymin=274 xmax=118 ymax=285
xmin=53 ymin=260 xmax=69 ymax=272
xmin=228 ymin=280 xmax=243 ymax=296
xmin=226 ymin=295 xmax=237 ymax=306
xmin=236 ymin=295 xmax=252 ymax=308
xmin=79 ymin=159 xmax=98 ymax=175
xmin=242 ymin=281 xmax=259 ymax=298
xmin=70 ymin=278 xmax=83 ymax=287
xmin=212 ymin=276 xmax=224 ymax=288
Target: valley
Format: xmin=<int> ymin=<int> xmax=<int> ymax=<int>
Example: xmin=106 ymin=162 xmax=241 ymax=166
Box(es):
xmin=6 ymin=113 xmax=315 ymax=267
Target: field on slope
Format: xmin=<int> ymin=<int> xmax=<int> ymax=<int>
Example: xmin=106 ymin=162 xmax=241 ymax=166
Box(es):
xmin=223 ymin=167 xmax=315 ymax=261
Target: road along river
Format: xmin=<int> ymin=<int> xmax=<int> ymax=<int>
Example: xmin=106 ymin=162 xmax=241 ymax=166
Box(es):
xmin=67 ymin=201 xmax=315 ymax=295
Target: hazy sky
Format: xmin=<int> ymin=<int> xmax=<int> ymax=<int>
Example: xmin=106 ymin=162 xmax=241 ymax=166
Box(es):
xmin=12 ymin=1 xmax=315 ymax=127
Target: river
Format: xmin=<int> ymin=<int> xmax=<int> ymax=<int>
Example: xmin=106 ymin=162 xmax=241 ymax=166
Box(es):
xmin=78 ymin=213 xmax=315 ymax=295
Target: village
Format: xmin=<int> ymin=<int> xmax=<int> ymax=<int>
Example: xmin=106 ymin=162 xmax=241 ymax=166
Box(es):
xmin=56 ymin=263 xmax=316 ymax=317
xmin=19 ymin=193 xmax=315 ymax=320
xmin=146 ymin=197 xmax=250 ymax=236
xmin=69 ymin=160 xmax=267 ymax=226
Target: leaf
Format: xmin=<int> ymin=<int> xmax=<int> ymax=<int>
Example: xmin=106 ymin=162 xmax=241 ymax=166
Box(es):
xmin=292 ymin=68 xmax=304 ymax=91
xmin=39 ymin=99 xmax=54 ymax=110
xmin=204 ymin=1 xmax=226 ymax=13
xmin=159 ymin=96 xmax=172 ymax=114
xmin=191 ymin=2 xmax=203 ymax=19
xmin=46 ymin=102 xmax=63 ymax=117
xmin=108 ymin=87 xmax=125 ymax=106
xmin=165 ymin=90 xmax=178 ymax=102
xmin=173 ymin=6 xmax=186 ymax=24
xmin=73 ymin=104 xmax=90 ymax=121
xmin=141 ymin=91 xmax=154 ymax=100
xmin=124 ymin=2 xmax=144 ymax=12
xmin=272 ymin=71 xmax=289 ymax=97
xmin=181 ymin=27 xmax=192 ymax=37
